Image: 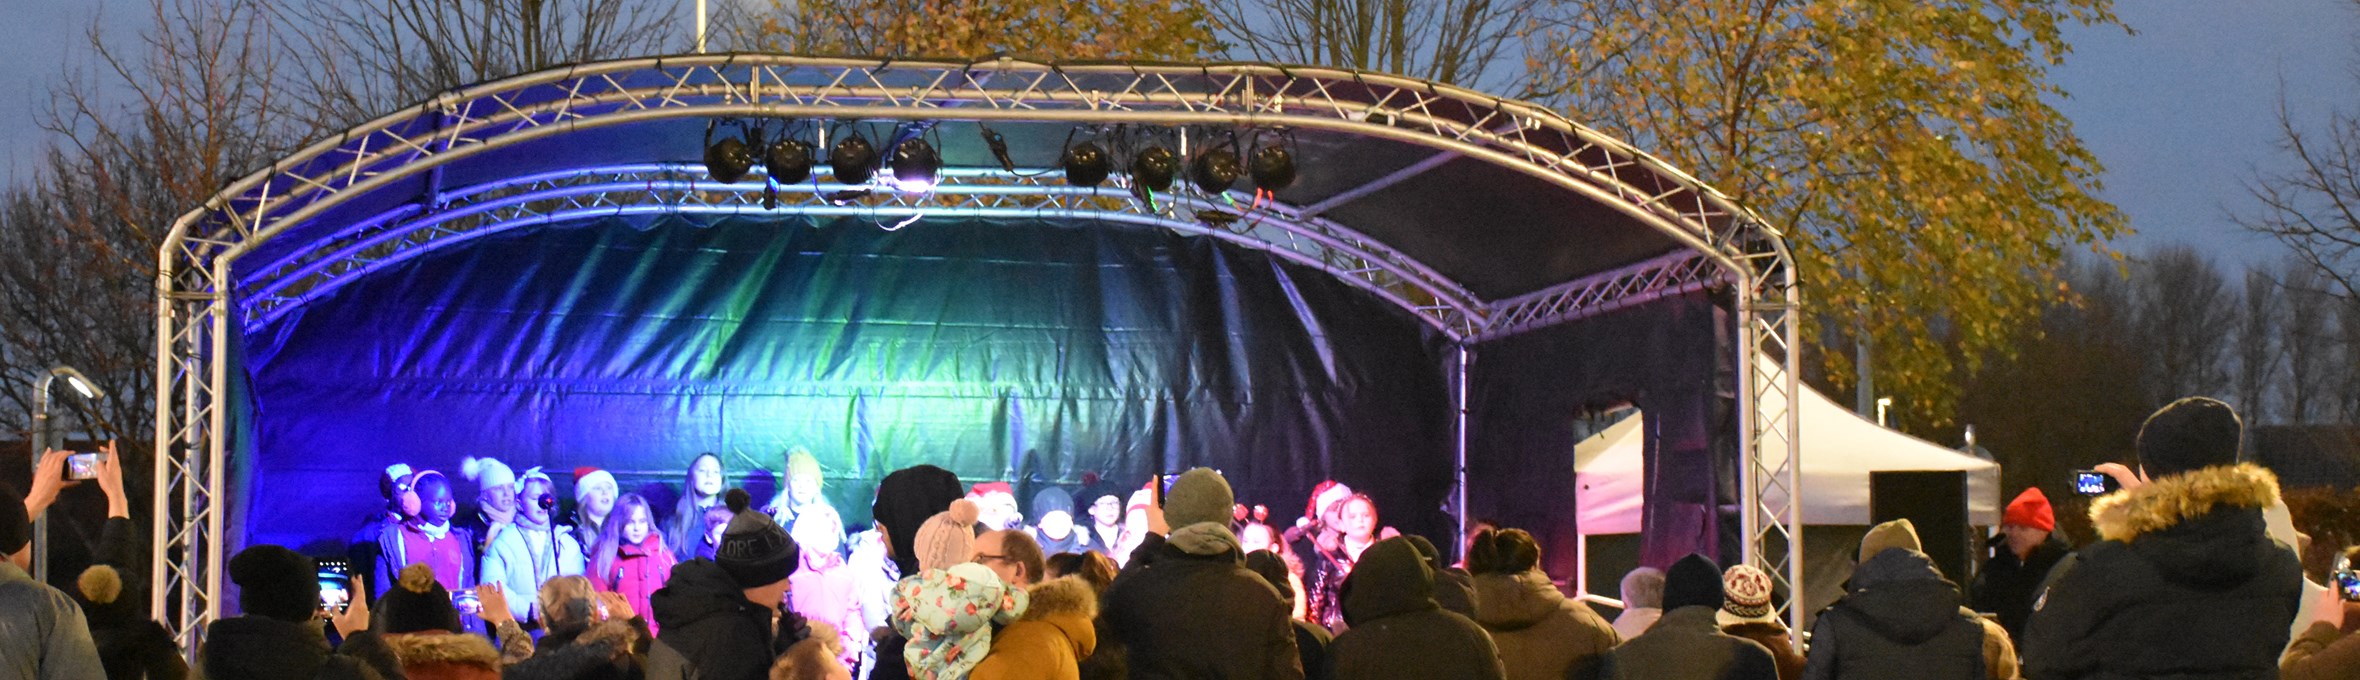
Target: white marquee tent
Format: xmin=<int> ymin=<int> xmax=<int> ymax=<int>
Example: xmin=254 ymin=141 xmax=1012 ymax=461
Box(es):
xmin=1571 ymin=379 xmax=2002 ymax=609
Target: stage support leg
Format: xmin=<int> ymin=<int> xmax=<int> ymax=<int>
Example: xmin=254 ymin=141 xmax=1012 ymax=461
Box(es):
xmin=1452 ymin=344 xmax=1472 ymax=560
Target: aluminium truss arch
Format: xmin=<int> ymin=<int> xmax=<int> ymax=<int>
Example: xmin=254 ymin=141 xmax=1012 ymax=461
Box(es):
xmin=151 ymin=55 xmax=1802 ymax=649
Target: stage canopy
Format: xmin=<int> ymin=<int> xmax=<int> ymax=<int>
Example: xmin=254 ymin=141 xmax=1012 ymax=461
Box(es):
xmin=1572 ymin=382 xmax=2002 ymax=534
xmin=147 ymin=56 xmax=1801 ymax=649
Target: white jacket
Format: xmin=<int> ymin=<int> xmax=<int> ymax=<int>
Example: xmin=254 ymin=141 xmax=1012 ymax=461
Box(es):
xmin=479 ymin=521 xmax=585 ymax=621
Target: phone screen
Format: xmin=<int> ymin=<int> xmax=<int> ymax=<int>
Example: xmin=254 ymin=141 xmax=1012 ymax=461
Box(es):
xmin=2337 ymin=571 xmax=2360 ymax=601
xmin=65 ymin=453 xmax=100 ymax=481
xmin=2071 ymin=471 xmax=2114 ymax=496
xmin=316 ymin=561 xmax=352 ymax=614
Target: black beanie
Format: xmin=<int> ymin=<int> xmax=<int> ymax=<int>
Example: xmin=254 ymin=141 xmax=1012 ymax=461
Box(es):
xmin=378 ymin=563 xmax=462 ymax=634
xmin=1662 ymin=553 xmax=1725 ymax=612
xmin=715 ymin=489 xmax=799 ymax=588
xmin=872 ymin=465 xmax=965 ymax=575
xmin=228 ymin=545 xmax=318 ymax=622
xmin=2136 ymin=397 xmax=2245 ymax=479
xmin=0 ymin=482 xmax=29 ymax=557
xmin=1031 ymin=486 xmax=1076 ymax=520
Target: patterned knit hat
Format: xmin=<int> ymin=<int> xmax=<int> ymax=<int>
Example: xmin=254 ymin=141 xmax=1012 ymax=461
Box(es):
xmin=912 ymin=500 xmax=981 ymax=572
xmin=891 ymin=562 xmax=1028 ymax=680
xmin=1716 ymin=564 xmax=1778 ymax=626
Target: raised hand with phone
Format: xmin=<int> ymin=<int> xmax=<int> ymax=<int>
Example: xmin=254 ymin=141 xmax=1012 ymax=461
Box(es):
xmin=25 ymin=441 xmax=130 ymax=521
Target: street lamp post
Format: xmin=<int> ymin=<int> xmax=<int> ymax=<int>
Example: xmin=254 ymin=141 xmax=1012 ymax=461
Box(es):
xmin=29 ymin=365 xmax=105 ymax=583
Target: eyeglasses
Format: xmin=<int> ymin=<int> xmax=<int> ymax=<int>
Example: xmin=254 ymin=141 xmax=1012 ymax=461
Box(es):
xmin=974 ymin=553 xmax=1011 ymax=564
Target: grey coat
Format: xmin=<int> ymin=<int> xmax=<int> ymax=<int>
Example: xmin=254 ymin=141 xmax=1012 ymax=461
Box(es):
xmin=0 ymin=561 xmax=104 ymax=680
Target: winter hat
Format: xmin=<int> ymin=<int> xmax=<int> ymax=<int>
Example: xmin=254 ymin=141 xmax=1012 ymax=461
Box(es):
xmin=1163 ymin=468 xmax=1235 ymax=530
xmin=1620 ymin=567 xmax=1665 ymax=609
xmin=892 ymin=562 xmax=1028 ymax=680
xmin=1859 ymin=518 xmax=1922 ymax=562
xmin=1304 ymin=480 xmax=1354 ymax=525
xmin=2003 ymin=487 xmax=2056 ymax=533
xmin=78 ymin=564 xmax=125 ymax=605
xmin=382 ymin=463 xmax=417 ymax=499
xmin=873 ymin=465 xmax=967 ymax=575
xmin=228 ymin=545 xmax=318 ymax=622
xmin=1661 ymin=554 xmax=1725 ymax=612
xmin=970 ymin=482 xmax=1014 ymax=498
xmin=458 ymin=457 xmax=513 ymax=491
xmin=715 ymin=489 xmax=800 ymax=588
xmin=1717 ymin=564 xmax=1778 ymax=626
xmin=574 ymin=467 xmax=617 ymax=503
xmin=2136 ymin=396 xmax=2245 ymax=479
xmin=381 ymin=563 xmax=464 ymax=634
xmin=0 ymin=481 xmax=29 ymax=556
xmin=913 ymin=499 xmax=981 ymax=572
xmin=1030 ymin=487 xmax=1075 ymax=520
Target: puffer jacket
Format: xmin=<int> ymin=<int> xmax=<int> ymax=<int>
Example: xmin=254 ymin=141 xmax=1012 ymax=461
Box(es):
xmin=649 ymin=559 xmax=783 ymax=680
xmin=970 ymin=577 xmax=1099 ymax=680
xmin=195 ymin=615 xmax=402 ymax=680
xmin=1972 ymin=533 xmax=2072 ymax=643
xmin=1328 ymin=538 xmax=1506 ymax=680
xmin=1802 ymin=548 xmax=1986 ymax=680
xmin=1471 ymin=570 xmax=1618 ymax=680
xmin=2021 ymin=464 xmax=2305 ymax=680
xmin=595 ymin=535 xmax=675 ymax=636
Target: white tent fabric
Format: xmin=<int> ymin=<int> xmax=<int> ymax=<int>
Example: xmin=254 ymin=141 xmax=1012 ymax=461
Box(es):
xmin=1573 ymin=382 xmax=2000 ymax=534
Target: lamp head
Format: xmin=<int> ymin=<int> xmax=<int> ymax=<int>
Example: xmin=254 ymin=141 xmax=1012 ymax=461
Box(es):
xmin=47 ymin=366 xmax=104 ymax=400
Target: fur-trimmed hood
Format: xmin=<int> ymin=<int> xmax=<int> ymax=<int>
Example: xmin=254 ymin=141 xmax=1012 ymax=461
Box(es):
xmin=2090 ymin=463 xmax=2280 ymax=542
xmin=1017 ymin=576 xmax=1098 ymax=656
xmin=2089 ymin=463 xmax=2287 ymax=589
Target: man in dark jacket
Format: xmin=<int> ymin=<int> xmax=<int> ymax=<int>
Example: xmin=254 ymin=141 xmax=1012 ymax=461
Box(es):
xmin=198 ymin=545 xmax=402 ymax=680
xmin=1585 ymin=554 xmax=1777 ymax=680
xmin=1803 ymin=520 xmax=1987 ymax=680
xmin=1329 ymin=537 xmax=1506 ymax=680
xmin=649 ymin=489 xmax=802 ymax=680
xmin=1102 ymin=468 xmax=1303 ymax=680
xmin=1404 ymin=535 xmax=1479 ymax=619
xmin=2023 ymin=397 xmax=2306 ymax=679
xmin=1972 ymin=487 xmax=2073 ymax=643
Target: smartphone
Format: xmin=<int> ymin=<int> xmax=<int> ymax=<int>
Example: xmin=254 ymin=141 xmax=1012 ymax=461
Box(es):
xmin=65 ymin=452 xmax=100 ymax=481
xmin=316 ymin=561 xmax=352 ymax=614
xmin=2335 ymin=571 xmax=2360 ymax=601
xmin=1152 ymin=474 xmax=1169 ymax=506
xmin=2071 ymin=469 xmax=2119 ymax=496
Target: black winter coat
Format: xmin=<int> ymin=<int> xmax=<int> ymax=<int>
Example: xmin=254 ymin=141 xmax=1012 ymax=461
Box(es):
xmin=1581 ymin=606 xmax=1777 ymax=680
xmin=1972 ymin=533 xmax=2072 ymax=643
xmin=647 ymin=559 xmax=783 ymax=680
xmin=2022 ymin=464 xmax=2305 ymax=680
xmin=1101 ymin=530 xmax=1303 ymax=680
xmin=1328 ymin=538 xmax=1505 ymax=680
xmin=196 ymin=616 xmax=402 ymax=680
xmin=1802 ymin=549 xmax=1986 ymax=680
xmin=85 ymin=599 xmax=186 ymax=680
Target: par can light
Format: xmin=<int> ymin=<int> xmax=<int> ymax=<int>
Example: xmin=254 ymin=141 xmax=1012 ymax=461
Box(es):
xmin=830 ymin=133 xmax=878 ymax=184
xmin=1062 ymin=141 xmax=1113 ymax=187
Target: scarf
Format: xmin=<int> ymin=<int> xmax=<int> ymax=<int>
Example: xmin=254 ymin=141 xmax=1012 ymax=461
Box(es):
xmin=413 ymin=519 xmax=452 ymax=541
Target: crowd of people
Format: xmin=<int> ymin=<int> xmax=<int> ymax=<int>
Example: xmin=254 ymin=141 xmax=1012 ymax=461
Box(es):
xmin=3 ymin=395 xmax=2359 ymax=680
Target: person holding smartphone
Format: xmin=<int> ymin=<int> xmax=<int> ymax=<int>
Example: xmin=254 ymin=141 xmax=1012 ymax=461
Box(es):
xmin=2280 ymin=549 xmax=2360 ymax=680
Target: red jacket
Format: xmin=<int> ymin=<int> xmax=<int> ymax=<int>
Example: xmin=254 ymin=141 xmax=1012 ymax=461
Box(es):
xmin=595 ymin=534 xmax=676 ymax=634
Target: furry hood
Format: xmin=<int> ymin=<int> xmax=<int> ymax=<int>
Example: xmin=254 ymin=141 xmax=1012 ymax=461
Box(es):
xmin=2090 ymin=463 xmax=2279 ymax=542
xmin=1018 ymin=577 xmax=1099 ymax=623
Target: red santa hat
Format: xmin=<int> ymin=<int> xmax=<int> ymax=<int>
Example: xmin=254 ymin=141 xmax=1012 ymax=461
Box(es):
xmin=969 ymin=481 xmax=1014 ymax=498
xmin=574 ymin=467 xmax=617 ymax=503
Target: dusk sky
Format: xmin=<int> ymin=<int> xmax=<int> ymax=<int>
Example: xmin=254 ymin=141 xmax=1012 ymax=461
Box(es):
xmin=1 ymin=2 xmax=2353 ymax=271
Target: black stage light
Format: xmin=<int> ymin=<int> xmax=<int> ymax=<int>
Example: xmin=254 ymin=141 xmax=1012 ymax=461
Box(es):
xmin=1130 ymin=145 xmax=1178 ymax=192
xmin=704 ymin=135 xmax=756 ymax=183
xmin=1062 ymin=141 xmax=1112 ymax=187
xmin=766 ymin=138 xmax=816 ymax=184
xmin=831 ymin=132 xmax=878 ymax=184
xmin=1250 ymin=144 xmax=1297 ymax=190
xmin=1190 ymin=147 xmax=1242 ymax=193
xmin=890 ymin=138 xmax=941 ymax=191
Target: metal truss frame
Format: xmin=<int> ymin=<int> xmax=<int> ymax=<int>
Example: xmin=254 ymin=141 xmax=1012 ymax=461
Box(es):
xmin=151 ymin=56 xmax=1803 ymax=648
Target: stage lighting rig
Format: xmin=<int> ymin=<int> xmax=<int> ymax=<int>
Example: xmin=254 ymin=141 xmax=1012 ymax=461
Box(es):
xmin=1190 ymin=146 xmax=1242 ymax=193
xmin=1249 ymin=139 xmax=1297 ymax=190
xmin=1062 ymin=141 xmax=1112 ymax=187
xmin=703 ymin=120 xmax=757 ymax=183
xmin=830 ymin=130 xmax=878 ymax=185
xmin=890 ymin=138 xmax=941 ymax=192
xmin=1130 ymin=145 xmax=1178 ymax=192
xmin=766 ymin=137 xmax=816 ymax=185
